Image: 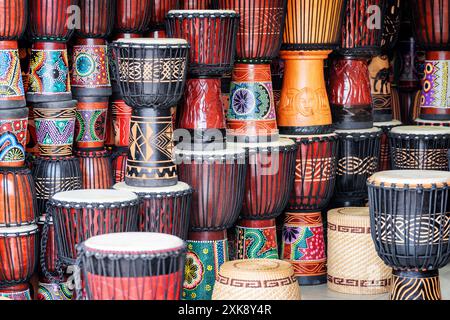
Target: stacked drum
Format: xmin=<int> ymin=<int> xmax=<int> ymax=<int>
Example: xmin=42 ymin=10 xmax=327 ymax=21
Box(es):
xmin=276 ymin=0 xmax=343 ymax=286
xmin=0 ymin=0 xmax=35 ymax=300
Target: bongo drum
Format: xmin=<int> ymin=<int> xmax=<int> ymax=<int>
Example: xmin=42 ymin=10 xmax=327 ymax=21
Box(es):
xmin=166 ymin=10 xmax=239 ymax=147
xmin=0 ymin=224 xmax=38 ymax=287
xmin=333 ymin=127 xmax=382 ymax=207
xmin=75 ymin=149 xmax=113 ymax=189
xmin=0 ymin=107 xmax=27 ymax=167
xmin=218 ymin=0 xmax=287 ymax=143
xmin=33 ymin=100 xmax=77 ymax=157
xmin=0 ymin=0 xmax=27 ymax=109
xmin=0 ymin=167 xmax=37 ymax=227
xmin=368 ymin=170 xmax=450 ymax=300
xmin=74 ymin=96 xmax=109 ymax=150
xmin=76 ymin=232 xmax=186 ymax=300
xmin=115 ymin=0 xmax=152 ymax=37
xmin=374 ymin=120 xmax=402 ymax=171
xmin=415 ymin=118 xmax=450 ymax=127
xmin=45 ymin=189 xmax=139 ymax=267
xmin=113 ymin=182 xmax=193 ymax=239
xmin=389 ymin=126 xmax=450 ymax=170
xmin=278 ymin=0 xmax=345 ymax=135
xmin=32 ymin=156 xmax=82 ymax=216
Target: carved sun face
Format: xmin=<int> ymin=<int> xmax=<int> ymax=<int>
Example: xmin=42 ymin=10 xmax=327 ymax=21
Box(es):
xmin=296 ymin=88 xmax=316 ymax=117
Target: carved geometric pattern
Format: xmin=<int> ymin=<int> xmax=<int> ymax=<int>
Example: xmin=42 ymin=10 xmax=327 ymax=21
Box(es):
xmin=119 ymin=57 xmax=186 ymax=83
xmin=393 ymin=148 xmax=448 ymax=170
xmin=337 ymin=156 xmax=378 ymax=175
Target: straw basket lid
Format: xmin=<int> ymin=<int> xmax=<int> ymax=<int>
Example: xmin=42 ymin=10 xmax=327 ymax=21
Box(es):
xmin=328 ymin=207 xmax=371 ymax=230
xmin=368 ymin=170 xmax=450 ymax=189
xmin=212 ymin=259 xmax=301 ymax=301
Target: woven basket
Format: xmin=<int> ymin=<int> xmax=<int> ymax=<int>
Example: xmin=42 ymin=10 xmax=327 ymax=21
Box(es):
xmin=327 ymin=207 xmax=392 ymax=295
xmin=212 ymin=259 xmax=301 ymax=300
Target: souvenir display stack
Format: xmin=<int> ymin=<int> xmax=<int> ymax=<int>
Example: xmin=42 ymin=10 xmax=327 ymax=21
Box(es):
xmin=277 ymin=0 xmax=343 ymax=286
xmin=217 ymin=0 xmax=297 ymax=267
xmin=72 ymin=0 xmax=114 ymax=190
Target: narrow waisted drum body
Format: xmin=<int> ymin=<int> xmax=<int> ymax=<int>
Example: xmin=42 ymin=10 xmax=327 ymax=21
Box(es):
xmin=74 ymin=96 xmax=109 ymax=150
xmin=175 ymin=146 xmax=247 ymax=232
xmin=46 ymin=190 xmax=139 ymax=266
xmin=374 ymin=120 xmax=402 ymax=171
xmin=389 ymin=126 xmax=450 ymax=170
xmin=0 ymin=224 xmax=38 ymax=288
xmin=77 ymin=232 xmax=186 ymax=300
xmin=235 ymin=219 xmax=279 ymax=260
xmin=368 ymin=170 xmax=450 ymax=300
xmin=33 ymin=100 xmax=77 ymax=157
xmin=75 ymin=149 xmax=113 ymax=189
xmin=32 ymin=156 xmax=82 ymax=215
xmin=0 ymin=107 xmax=27 ymax=167
xmin=114 ymin=182 xmax=193 ymax=239
xmin=333 ymin=127 xmax=382 ymax=207
xmin=327 ymin=207 xmax=392 ymax=295
xmin=0 ymin=167 xmax=37 ymax=227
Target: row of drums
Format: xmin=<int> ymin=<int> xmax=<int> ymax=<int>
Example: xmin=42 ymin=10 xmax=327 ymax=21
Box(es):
xmin=1 ymin=123 xmax=450 ymax=299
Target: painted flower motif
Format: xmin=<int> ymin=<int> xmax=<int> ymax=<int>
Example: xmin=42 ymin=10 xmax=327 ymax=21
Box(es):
xmin=183 ymin=252 xmax=203 ymax=290
xmin=283 ymin=227 xmax=300 ymax=244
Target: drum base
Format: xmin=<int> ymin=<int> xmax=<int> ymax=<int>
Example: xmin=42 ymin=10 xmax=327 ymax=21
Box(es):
xmin=297 ymin=274 xmax=327 ymax=286
xmin=72 ymin=87 xmax=112 ymax=97
xmin=391 ymin=269 xmax=441 ymax=301
xmin=373 ymin=113 xmax=393 ymax=123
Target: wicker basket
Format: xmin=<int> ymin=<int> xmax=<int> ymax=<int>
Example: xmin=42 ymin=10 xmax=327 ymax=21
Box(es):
xmin=327 ymin=207 xmax=392 ymax=295
xmin=212 ymin=259 xmax=301 ymax=300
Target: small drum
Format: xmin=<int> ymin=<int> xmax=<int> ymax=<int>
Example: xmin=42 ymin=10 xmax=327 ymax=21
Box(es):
xmin=115 ymin=0 xmax=152 ymax=36
xmin=368 ymin=170 xmax=450 ymax=300
xmin=389 ymin=126 xmax=450 ymax=170
xmin=0 ymin=224 xmax=38 ymax=287
xmin=0 ymin=41 xmax=26 ymax=109
xmin=46 ymin=189 xmax=139 ymax=266
xmin=374 ymin=120 xmax=402 ymax=171
xmin=212 ymin=259 xmax=301 ymax=300
xmin=0 ymin=167 xmax=37 ymax=227
xmin=333 ymin=127 xmax=382 ymax=207
xmin=37 ymin=278 xmax=74 ymax=301
xmin=75 ymin=149 xmax=113 ymax=189
xmin=327 ymin=207 xmax=392 ymax=295
xmin=175 ymin=146 xmax=247 ymax=231
xmin=76 ymin=232 xmax=186 ymax=300
xmin=415 ymin=118 xmax=450 ymax=127
xmin=113 ymin=182 xmax=193 ymax=239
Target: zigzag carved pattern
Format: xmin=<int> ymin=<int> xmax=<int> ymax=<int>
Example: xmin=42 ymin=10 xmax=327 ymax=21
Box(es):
xmin=337 ymin=156 xmax=377 ymax=175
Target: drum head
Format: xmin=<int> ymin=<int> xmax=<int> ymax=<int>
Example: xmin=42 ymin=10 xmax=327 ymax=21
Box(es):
xmin=0 ymin=224 xmax=38 ymax=235
xmin=368 ymin=170 xmax=450 ymax=187
xmin=390 ymin=126 xmax=450 ymax=136
xmin=52 ymin=189 xmax=138 ymax=204
xmin=113 ymin=181 xmax=192 ymax=194
xmin=335 ymin=127 xmax=382 ymax=135
xmin=83 ymin=232 xmax=185 ymax=254
xmin=374 ymin=120 xmax=402 ymax=127
xmin=229 ymin=138 xmax=296 ymax=150
xmin=114 ymin=38 xmax=188 ymax=46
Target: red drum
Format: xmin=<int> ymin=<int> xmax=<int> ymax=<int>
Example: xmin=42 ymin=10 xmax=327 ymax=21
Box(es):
xmin=150 ymin=0 xmax=179 ymax=35
xmin=77 ymin=232 xmax=186 ymax=300
xmin=114 ymin=182 xmax=193 ymax=239
xmin=415 ymin=118 xmax=450 ymax=127
xmin=74 ymin=96 xmax=109 ymax=150
xmin=75 ymin=0 xmax=115 ymax=39
xmin=0 ymin=107 xmax=27 ymax=167
xmin=111 ymin=98 xmax=132 ymax=148
xmin=75 ymin=149 xmax=113 ymax=189
xmin=0 ymin=224 xmax=38 ymax=287
xmin=115 ymin=0 xmax=152 ymax=36
xmin=374 ymin=120 xmax=402 ymax=171
xmin=37 ymin=215 xmax=57 ymax=275
xmin=0 ymin=0 xmax=27 ymax=40
xmin=175 ymin=146 xmax=247 ymax=231
xmin=0 ymin=167 xmax=37 ymax=227
xmin=46 ymin=190 xmax=139 ymax=266
xmin=182 ymin=0 xmax=216 ymax=9
xmin=111 ymin=147 xmax=127 ymax=184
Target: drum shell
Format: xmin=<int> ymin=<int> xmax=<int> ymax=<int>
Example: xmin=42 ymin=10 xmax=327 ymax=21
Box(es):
xmin=0 ymin=42 xmax=26 ymax=108
xmin=37 ymin=217 xmax=57 ymax=274
xmin=0 ymin=107 xmax=28 ymax=168
xmin=75 ymin=0 xmax=115 ymax=39
xmin=389 ymin=132 xmax=450 ymax=171
xmin=0 ymin=0 xmax=27 ymax=40
xmin=111 ymin=98 xmax=132 ymax=148
xmin=26 ymin=105 xmax=39 ymax=156
xmin=176 ymin=152 xmax=247 ymax=231
xmin=282 ymin=0 xmax=345 ymax=51
xmin=28 ymin=0 xmax=77 ymax=42
xmin=0 ymin=168 xmax=37 ymax=227
xmin=283 ymin=135 xmax=338 ymax=212
xmin=235 ymin=219 xmax=279 ymax=259
xmin=217 ymin=0 xmax=287 ymax=63
xmin=115 ymin=0 xmax=152 ymax=34
xmin=380 ymin=0 xmax=402 ymax=51
xmin=181 ymin=0 xmax=216 ymax=9
xmin=240 ymin=144 xmax=297 ymax=220
xmin=111 ymin=148 xmax=127 ymax=184
xmin=166 ymin=11 xmax=239 ymax=77
xmin=368 ymin=183 xmax=450 ymax=270
xmin=0 ymin=227 xmax=38 ymax=285
xmin=79 ymin=245 xmax=186 ymax=300
xmin=0 ymin=283 xmax=31 ymax=300
xmin=150 ymin=0 xmax=178 ymax=30
xmin=76 ymin=149 xmax=113 ymax=189
xmin=32 ymin=156 xmax=82 ymax=216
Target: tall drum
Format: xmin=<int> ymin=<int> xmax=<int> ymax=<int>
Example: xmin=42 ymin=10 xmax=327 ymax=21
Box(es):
xmin=368 ymin=170 xmax=450 ymax=300
xmin=76 ymin=232 xmax=186 ymax=300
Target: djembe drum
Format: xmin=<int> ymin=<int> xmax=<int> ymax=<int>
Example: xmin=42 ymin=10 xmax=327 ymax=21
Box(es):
xmin=279 ymin=0 xmax=345 ymax=134
xmin=76 ymin=232 xmax=186 ymax=300
xmin=218 ymin=0 xmax=286 ymax=143
xmin=75 ymin=149 xmax=113 ymax=189
xmin=0 ymin=0 xmax=27 ymax=109
xmin=368 ymin=170 xmax=450 ymax=300
xmin=166 ymin=10 xmax=239 ymax=148
xmin=175 ymin=146 xmax=247 ymax=300
xmin=374 ymin=120 xmax=402 ymax=171
xmin=229 ymin=139 xmax=297 ymax=260
xmin=389 ymin=126 xmax=450 ymax=170
xmin=0 ymin=108 xmax=28 ymax=168
xmin=411 ymin=0 xmax=450 ymax=120
xmin=280 ymin=133 xmax=338 ymax=285
xmin=332 ymin=128 xmax=382 ymax=207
